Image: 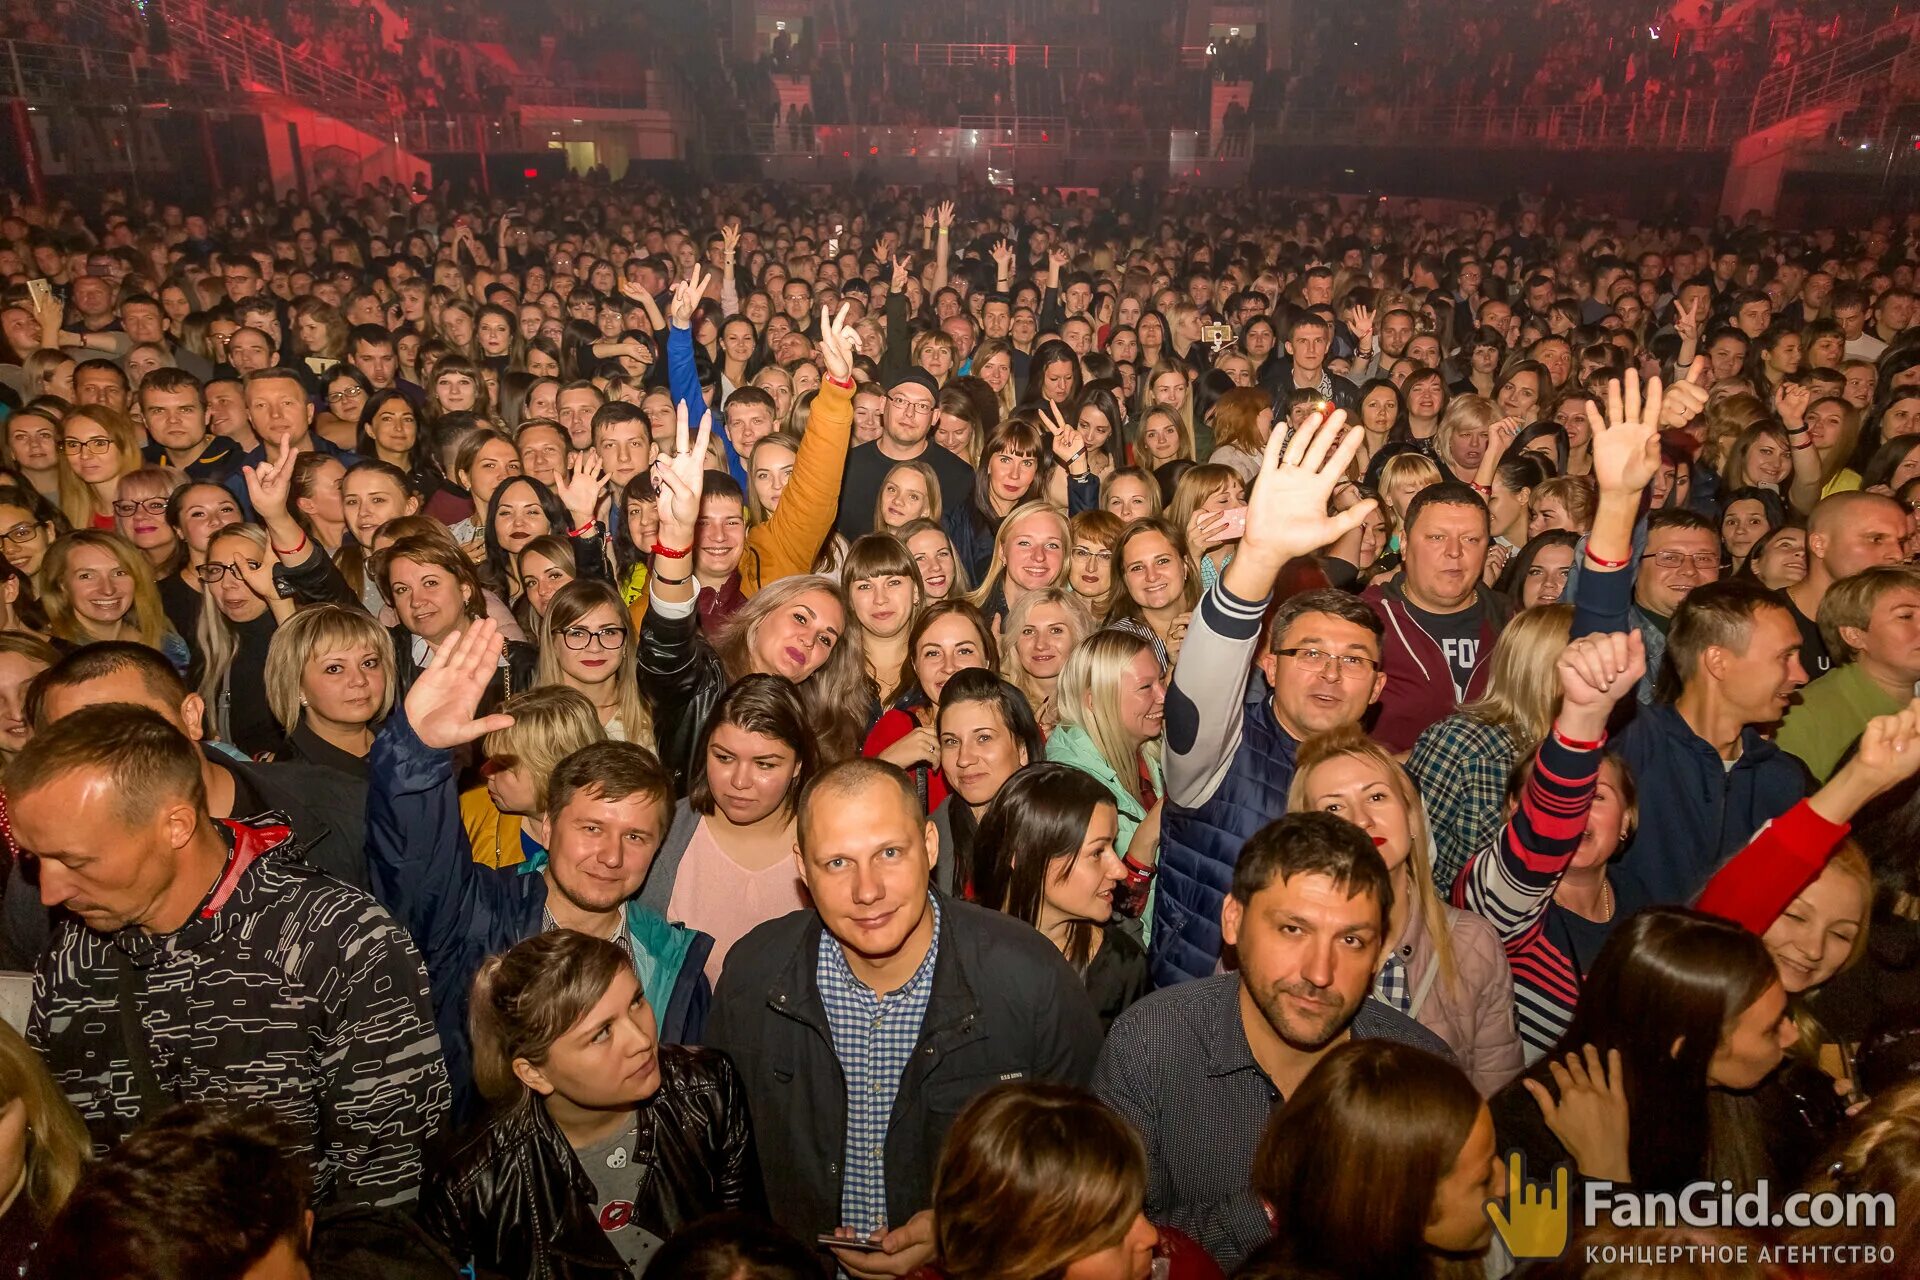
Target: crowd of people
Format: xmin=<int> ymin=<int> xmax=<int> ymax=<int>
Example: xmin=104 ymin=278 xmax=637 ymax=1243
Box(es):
xmin=0 ymin=169 xmax=1912 ymax=1280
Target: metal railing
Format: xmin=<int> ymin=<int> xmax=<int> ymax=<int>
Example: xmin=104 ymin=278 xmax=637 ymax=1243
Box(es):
xmin=728 ymin=121 xmax=1252 ymax=161
xmin=1259 ymin=98 xmax=1739 ymax=150
xmin=1746 ymin=12 xmax=1920 ymax=133
xmin=0 ymin=35 xmax=277 ymax=107
xmin=817 ymin=41 xmax=1110 ymax=68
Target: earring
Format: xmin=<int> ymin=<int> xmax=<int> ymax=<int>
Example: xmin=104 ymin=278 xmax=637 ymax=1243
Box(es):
xmin=299 ymin=695 xmax=308 ymax=708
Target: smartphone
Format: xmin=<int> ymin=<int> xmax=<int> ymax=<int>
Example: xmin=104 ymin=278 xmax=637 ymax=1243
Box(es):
xmin=25 ymin=277 xmax=49 ymax=312
xmin=1216 ymin=507 xmax=1248 ymax=540
xmin=815 ymin=1233 xmax=882 ymax=1252
xmin=1199 ymin=322 xmax=1234 ymax=345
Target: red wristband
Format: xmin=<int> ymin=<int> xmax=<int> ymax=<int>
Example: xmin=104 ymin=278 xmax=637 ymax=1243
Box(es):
xmin=270 ymin=531 xmax=309 ymax=558
xmin=1584 ymin=547 xmax=1630 ymax=570
xmin=1470 ymin=482 xmax=1493 ymax=496
xmin=651 ymin=541 xmax=692 ymax=559
xmin=568 ymin=520 xmax=598 ymax=538
xmin=1552 ymin=727 xmax=1607 ymax=751
xmin=825 ymin=373 xmax=855 ymax=389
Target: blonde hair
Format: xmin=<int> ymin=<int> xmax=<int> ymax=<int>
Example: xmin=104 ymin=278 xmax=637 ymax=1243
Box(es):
xmin=481 ymin=685 xmax=608 ymax=812
xmin=714 ymin=573 xmax=866 ymax=763
xmin=1455 ymin=604 xmax=1572 ymax=748
xmin=1166 ymin=464 xmax=1243 ymax=553
xmin=263 ymin=603 xmax=397 ymax=735
xmin=1377 ymin=451 xmax=1444 ymax=539
xmin=1787 ymin=842 xmax=1874 ymax=1064
xmin=535 ymin=578 xmax=655 ymax=749
xmin=968 ymin=500 xmax=1071 ymax=610
xmin=40 ymin=529 xmax=172 ymax=652
xmin=196 ymin=524 xmax=274 ymax=733
xmin=1287 ymin=725 xmax=1460 ymax=997
xmin=1135 ymin=402 xmax=1195 ymax=468
xmin=1055 ymin=627 xmax=1162 ymax=788
xmin=1433 ymin=394 xmax=1498 ymax=478
xmin=970 ymin=338 xmax=1019 ymax=417
xmin=55 ymin=404 xmax=142 ymax=529
xmin=745 ymin=431 xmax=800 ymax=525
xmin=1000 ymin=586 xmax=1092 ymax=723
xmin=0 ymin=1020 xmax=87 ymax=1220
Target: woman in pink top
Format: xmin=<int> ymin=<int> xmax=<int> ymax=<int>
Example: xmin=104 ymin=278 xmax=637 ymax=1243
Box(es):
xmin=648 ymin=674 xmax=821 ymax=984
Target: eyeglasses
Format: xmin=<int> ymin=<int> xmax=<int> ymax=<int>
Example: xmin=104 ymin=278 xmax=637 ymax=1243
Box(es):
xmin=1071 ymin=545 xmax=1113 ymax=562
xmin=1275 ymin=647 xmax=1378 ymax=676
xmin=559 ymin=624 xmax=629 ymax=650
xmin=196 ymin=561 xmax=254 ymax=584
xmin=112 ymin=498 xmax=169 ymax=517
xmin=328 ymin=386 xmax=367 ymax=403
xmin=61 ymin=437 xmax=114 ymax=456
xmin=0 ymin=522 xmax=42 ymax=544
xmin=887 ymin=394 xmax=935 ymax=419
xmin=1641 ymin=550 xmax=1722 ymax=573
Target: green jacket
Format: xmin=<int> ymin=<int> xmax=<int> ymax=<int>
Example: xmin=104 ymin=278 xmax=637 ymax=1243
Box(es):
xmin=1777 ymin=661 xmax=1907 ymax=781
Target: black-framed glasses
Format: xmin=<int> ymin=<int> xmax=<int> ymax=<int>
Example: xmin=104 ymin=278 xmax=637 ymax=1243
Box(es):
xmin=0 ymin=521 xmax=42 ymax=544
xmin=1275 ymin=646 xmax=1378 ymax=676
xmin=61 ymin=437 xmax=114 ymax=456
xmin=112 ymin=498 xmax=169 ymax=517
xmin=196 ymin=561 xmax=254 ymax=584
xmin=559 ymin=624 xmax=629 ymax=650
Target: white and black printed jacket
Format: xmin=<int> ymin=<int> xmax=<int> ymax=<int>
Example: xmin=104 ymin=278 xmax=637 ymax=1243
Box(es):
xmin=28 ymin=815 xmax=451 ymax=1207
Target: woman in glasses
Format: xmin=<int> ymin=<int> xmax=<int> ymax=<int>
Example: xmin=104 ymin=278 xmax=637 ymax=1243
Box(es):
xmin=195 ymin=522 xmax=292 ymax=755
xmin=153 ymin=481 xmax=242 ymax=651
xmin=316 ymin=366 xmax=373 ymax=452
xmin=112 ymin=466 xmax=185 ymax=583
xmin=534 ymin=579 xmax=653 ymax=745
xmin=54 ymin=405 xmax=141 ymax=532
xmin=0 ymin=484 xmax=65 ymax=584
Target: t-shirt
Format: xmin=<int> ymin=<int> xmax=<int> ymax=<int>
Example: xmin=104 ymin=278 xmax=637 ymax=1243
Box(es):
xmin=1787 ymin=597 xmax=1832 ymax=682
xmin=576 ymin=1114 xmax=666 ymax=1275
xmin=1403 ymin=596 xmax=1486 ymax=696
xmin=836 ymin=440 xmax=976 ymax=538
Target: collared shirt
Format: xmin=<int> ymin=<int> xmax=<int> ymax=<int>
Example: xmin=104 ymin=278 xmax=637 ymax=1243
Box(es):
xmin=143 ymin=436 xmax=245 ymax=482
xmin=1092 ymin=972 xmax=1453 ymax=1270
xmin=816 ymin=893 xmax=942 ymax=1235
xmin=540 ymin=902 xmax=636 ymax=967
xmin=1374 ymin=949 xmax=1410 ymax=1013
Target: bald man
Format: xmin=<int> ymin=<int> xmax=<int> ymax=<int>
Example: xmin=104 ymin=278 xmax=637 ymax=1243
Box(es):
xmin=1785 ymin=491 xmax=1910 ymax=677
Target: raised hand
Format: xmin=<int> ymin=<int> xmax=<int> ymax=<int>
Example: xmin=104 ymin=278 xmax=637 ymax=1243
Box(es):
xmin=1048 ymin=246 xmax=1070 ymax=278
xmin=1587 ymin=369 xmax=1664 ymax=498
xmin=556 ymin=451 xmax=606 ymax=527
xmin=1775 ymin=380 xmax=1812 ymax=428
xmin=1673 ymin=295 xmax=1704 ymax=345
xmin=1039 ymin=400 xmax=1086 ymax=469
xmin=650 ymin=399 xmax=709 ymax=548
xmin=1658 ymin=357 xmax=1710 ymax=429
xmin=242 ymin=453 xmax=294 ymax=520
xmin=991 ymin=241 xmax=1015 ymax=276
xmin=1816 ymin=698 xmax=1920 ymax=823
xmin=406 ymin=617 xmax=516 ymax=751
xmin=923 ymin=207 xmax=936 ymax=231
xmin=720 ymin=221 xmax=740 ymax=259
xmin=817 ymin=302 xmax=862 ymax=383
xmin=1554 ymin=630 xmax=1645 ymax=742
xmin=936 ymin=200 xmax=955 ymax=231
xmin=669 ymin=264 xmax=710 ymax=329
xmin=890 ymin=254 xmax=912 ymax=293
xmin=1346 ymin=304 xmax=1375 ymax=345
xmin=1231 ymin=409 xmax=1378 ymax=584
xmin=1522 ymin=1045 xmax=1631 ymax=1182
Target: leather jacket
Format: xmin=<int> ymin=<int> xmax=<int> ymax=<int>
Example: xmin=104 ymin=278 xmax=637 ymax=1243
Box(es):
xmin=419 ymin=1045 xmax=764 ymax=1280
xmin=636 ymin=597 xmax=725 ymax=792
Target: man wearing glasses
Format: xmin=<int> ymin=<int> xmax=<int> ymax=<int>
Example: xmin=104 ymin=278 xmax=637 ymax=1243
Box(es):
xmin=1156 ymin=413 xmax=1386 ymax=987
xmin=833 ymin=370 xmax=976 ymax=539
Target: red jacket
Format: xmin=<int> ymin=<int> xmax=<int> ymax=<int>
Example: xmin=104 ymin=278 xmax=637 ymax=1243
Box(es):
xmin=1695 ymin=800 xmax=1851 ymax=933
xmin=1360 ymin=578 xmax=1513 ymax=753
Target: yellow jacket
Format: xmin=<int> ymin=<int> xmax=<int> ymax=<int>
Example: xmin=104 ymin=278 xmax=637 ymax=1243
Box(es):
xmin=740 ymin=378 xmax=853 ymax=596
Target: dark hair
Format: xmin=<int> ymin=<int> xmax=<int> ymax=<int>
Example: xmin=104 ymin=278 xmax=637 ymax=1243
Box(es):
xmin=1230 ymin=810 xmax=1394 ymax=930
xmin=1019 ymin=338 xmax=1082 ymax=407
xmin=971 ymin=763 xmax=1117 ymax=968
xmin=1252 ymin=1040 xmax=1483 ymax=1279
xmin=936 ymin=667 xmax=1045 ymax=771
xmin=1663 ymin=577 xmax=1792 ymax=691
xmin=41 ymin=1103 xmax=310 ymax=1280
xmin=545 ymin=739 xmax=674 ymax=824
xmin=649 ymin=1213 xmax=826 ymax=1280
xmin=1531 ymin=907 xmax=1778 ymax=1191
xmin=354 ymin=389 xmax=439 ymax=481
xmin=1265 ymin=586 xmax=1385 ymax=655
xmin=1403 ymin=480 xmax=1490 ymax=536
xmin=689 ymin=674 xmax=820 ymax=820
xmin=28 ymin=640 xmax=190 ymax=728
xmin=484 ymin=474 xmax=572 ymax=589
xmin=897 ymin=599 xmax=997 ymax=708
xmin=1506 ymin=530 xmax=1582 ymax=605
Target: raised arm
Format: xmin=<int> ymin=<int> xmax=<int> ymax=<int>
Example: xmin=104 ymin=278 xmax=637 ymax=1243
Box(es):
xmin=747 ymin=304 xmax=860 ymax=586
xmin=1166 ymin=410 xmax=1376 ymax=808
xmin=933 ymin=201 xmax=954 ymax=293
xmin=1778 ymin=381 xmax=1826 ymax=513
xmin=1697 ymin=699 xmax=1920 ymax=932
xmin=665 ymin=264 xmax=745 ymax=488
xmin=1570 ymin=370 xmax=1663 ymax=640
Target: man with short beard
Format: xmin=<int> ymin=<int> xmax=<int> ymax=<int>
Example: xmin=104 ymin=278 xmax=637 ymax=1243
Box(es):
xmin=1095 ymin=812 xmax=1450 ymax=1270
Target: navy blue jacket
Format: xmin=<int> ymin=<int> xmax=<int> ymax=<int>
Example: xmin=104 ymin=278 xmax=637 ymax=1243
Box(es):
xmin=366 ymin=708 xmax=711 ymax=1117
xmin=944 ymin=470 xmax=1100 ymax=586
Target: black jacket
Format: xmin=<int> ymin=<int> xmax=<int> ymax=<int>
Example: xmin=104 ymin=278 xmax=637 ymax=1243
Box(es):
xmin=636 ymin=599 xmax=724 ymax=793
xmin=389 ymin=626 xmax=538 ymax=722
xmin=1260 ymin=360 xmax=1361 ymax=416
xmin=705 ymin=894 xmax=1105 ymax=1242
xmin=419 ymin=1047 xmax=763 ymax=1280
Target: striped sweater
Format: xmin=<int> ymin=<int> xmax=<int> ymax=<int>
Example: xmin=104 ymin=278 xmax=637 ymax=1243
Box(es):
xmin=1453 ymin=731 xmax=1647 ymax=1059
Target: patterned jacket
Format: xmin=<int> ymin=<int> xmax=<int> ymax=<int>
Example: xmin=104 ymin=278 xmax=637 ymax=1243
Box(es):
xmin=29 ymin=815 xmax=450 ymax=1207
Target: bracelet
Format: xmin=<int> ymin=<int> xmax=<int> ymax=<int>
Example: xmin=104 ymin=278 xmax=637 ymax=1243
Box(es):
xmin=1552 ymin=727 xmax=1608 ymax=751
xmin=1584 ymin=547 xmax=1630 ymax=570
xmin=1792 ymin=442 xmax=1814 ymax=451
xmin=1470 ymin=482 xmax=1493 ymax=496
xmin=270 ymin=531 xmax=309 ymax=557
xmin=825 ymin=373 xmax=855 ymax=389
xmin=568 ymin=520 xmax=599 ymax=538
xmin=651 ymin=570 xmax=693 ymax=586
xmin=651 ymin=541 xmax=693 ymax=559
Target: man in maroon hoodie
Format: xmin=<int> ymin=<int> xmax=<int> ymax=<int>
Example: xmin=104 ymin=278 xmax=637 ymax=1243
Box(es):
xmin=1361 ymin=481 xmax=1514 ymax=752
